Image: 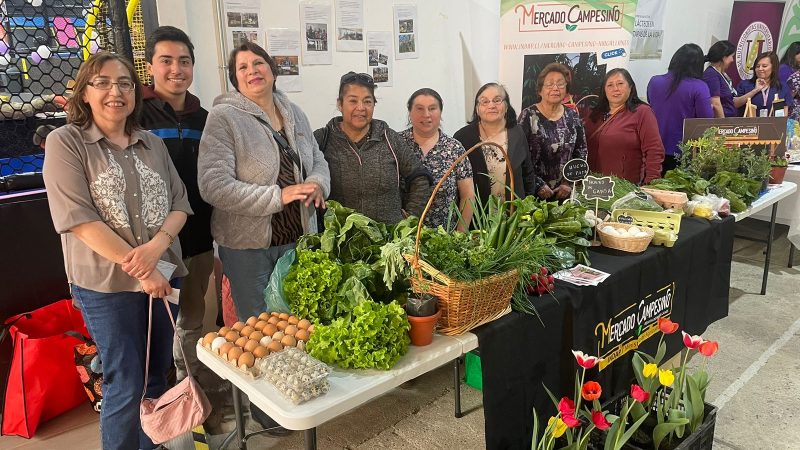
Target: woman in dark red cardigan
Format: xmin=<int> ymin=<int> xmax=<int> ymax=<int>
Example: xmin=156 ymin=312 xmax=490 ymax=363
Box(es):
xmin=584 ymin=68 xmax=664 ymax=185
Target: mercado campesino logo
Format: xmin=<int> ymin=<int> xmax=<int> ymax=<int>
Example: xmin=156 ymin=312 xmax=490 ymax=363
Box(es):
xmin=593 ymin=282 xmax=674 ymax=370
xmin=501 ymin=0 xmax=638 ymax=33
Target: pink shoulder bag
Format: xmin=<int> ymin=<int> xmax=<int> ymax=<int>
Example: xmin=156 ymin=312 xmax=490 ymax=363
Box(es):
xmin=140 ymin=296 xmax=211 ymax=444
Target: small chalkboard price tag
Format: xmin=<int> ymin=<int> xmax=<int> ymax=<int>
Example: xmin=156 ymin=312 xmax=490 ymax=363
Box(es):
xmin=634 ymin=191 xmax=648 ymax=201
xmin=562 ymin=158 xmax=590 ymax=182
xmin=617 ymin=214 xmax=635 ymax=225
xmin=582 ymin=175 xmax=616 ymax=201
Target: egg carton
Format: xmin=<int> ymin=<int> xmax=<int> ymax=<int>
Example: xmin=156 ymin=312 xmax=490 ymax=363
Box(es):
xmin=259 ymin=347 xmax=331 ymax=404
xmin=199 ymin=339 xmax=263 ymax=379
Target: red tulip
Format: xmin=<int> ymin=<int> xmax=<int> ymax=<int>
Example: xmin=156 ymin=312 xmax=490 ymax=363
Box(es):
xmin=630 ymin=384 xmax=650 ymax=403
xmin=682 ymin=331 xmax=703 ymax=350
xmin=591 ymin=410 xmax=612 ymax=430
xmin=562 ymin=413 xmax=582 ymax=428
xmin=558 ymin=397 xmax=576 ymax=416
xmin=657 ymin=317 xmax=679 ymax=334
xmin=699 ymin=340 xmax=719 ymax=357
xmin=572 ymin=350 xmax=604 ymax=369
xmin=581 ymin=381 xmax=602 ymax=401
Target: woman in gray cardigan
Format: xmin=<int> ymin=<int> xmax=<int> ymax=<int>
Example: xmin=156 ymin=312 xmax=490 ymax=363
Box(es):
xmin=198 ymin=42 xmax=330 ymax=321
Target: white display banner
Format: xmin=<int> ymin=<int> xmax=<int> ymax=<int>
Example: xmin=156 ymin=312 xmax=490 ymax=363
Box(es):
xmin=630 ymin=0 xmax=665 ymax=60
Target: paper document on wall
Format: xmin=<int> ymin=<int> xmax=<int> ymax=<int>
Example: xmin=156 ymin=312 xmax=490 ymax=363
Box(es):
xmin=367 ymin=31 xmax=393 ymax=86
xmin=393 ymin=4 xmax=418 ymax=60
xmin=300 ymin=1 xmax=333 ymax=65
xmin=268 ymin=28 xmax=303 ymax=92
xmin=222 ymin=0 xmax=263 ymax=52
xmin=335 ymin=0 xmax=364 ymax=52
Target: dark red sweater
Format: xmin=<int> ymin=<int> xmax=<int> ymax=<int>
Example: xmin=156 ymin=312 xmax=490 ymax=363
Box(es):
xmin=584 ymin=105 xmax=665 ymax=185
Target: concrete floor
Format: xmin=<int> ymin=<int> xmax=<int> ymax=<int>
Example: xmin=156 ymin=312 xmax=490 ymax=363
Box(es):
xmin=3 ymin=221 xmax=798 ymax=450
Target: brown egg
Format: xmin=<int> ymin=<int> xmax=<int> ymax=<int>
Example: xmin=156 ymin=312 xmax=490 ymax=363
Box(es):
xmin=271 ymin=311 xmax=281 ymax=317
xmin=238 ymin=352 xmax=255 ymax=369
xmin=288 ymin=316 xmax=299 ymax=325
xmin=258 ymin=312 xmax=271 ymax=321
xmin=297 ymin=319 xmax=311 ymax=330
xmin=219 ymin=342 xmax=235 ymax=356
xmin=267 ymin=340 xmax=283 ymax=353
xmin=244 ymin=339 xmax=260 ymax=353
xmin=254 ymin=320 xmax=268 ymax=331
xmin=227 ymin=346 xmax=243 ymax=363
xmin=280 ymin=335 xmax=297 ymax=347
xmin=231 ymin=321 xmax=245 ymax=332
xmin=252 ymin=345 xmax=269 ymax=359
xmin=263 ymin=323 xmax=278 ymax=337
xmin=284 ymin=324 xmax=298 ymax=336
xmin=249 ymin=331 xmax=264 ymax=342
xmin=235 ymin=336 xmax=249 ymax=348
xmin=245 ymin=316 xmax=258 ymax=327
xmin=295 ymin=329 xmax=310 ymax=342
xmin=272 ymin=331 xmax=285 ymax=342
xmin=224 ymin=330 xmax=239 ymax=342
xmin=219 ymin=326 xmax=232 ymax=336
xmin=307 ymin=324 xmax=315 ymax=334
xmin=240 ymin=325 xmax=255 ymax=337
xmin=278 ymin=312 xmax=290 ymax=320
xmin=202 ymin=332 xmax=218 ymax=347
xmin=267 ymin=316 xmax=280 ymax=325
xmin=277 ymin=320 xmax=289 ymax=331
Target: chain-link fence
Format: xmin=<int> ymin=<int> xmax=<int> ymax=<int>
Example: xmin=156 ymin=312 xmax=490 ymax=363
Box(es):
xmin=0 ymin=0 xmax=147 ymax=179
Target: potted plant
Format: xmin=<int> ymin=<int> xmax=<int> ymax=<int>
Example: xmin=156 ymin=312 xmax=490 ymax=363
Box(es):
xmin=405 ymin=294 xmax=440 ymax=346
xmin=769 ymin=156 xmax=789 ymax=184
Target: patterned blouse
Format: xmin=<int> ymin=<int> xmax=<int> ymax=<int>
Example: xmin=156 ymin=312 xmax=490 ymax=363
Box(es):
xmin=400 ymin=128 xmax=472 ymax=228
xmin=787 ymin=70 xmax=800 ymax=121
xmin=517 ymin=105 xmax=587 ymax=187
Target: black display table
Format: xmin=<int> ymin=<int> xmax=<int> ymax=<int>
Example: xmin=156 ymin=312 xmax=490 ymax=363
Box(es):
xmin=473 ymin=216 xmax=734 ymax=450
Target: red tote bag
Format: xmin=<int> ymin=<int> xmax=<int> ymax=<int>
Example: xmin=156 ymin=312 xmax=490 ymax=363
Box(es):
xmin=1 ymin=299 xmax=90 ymax=438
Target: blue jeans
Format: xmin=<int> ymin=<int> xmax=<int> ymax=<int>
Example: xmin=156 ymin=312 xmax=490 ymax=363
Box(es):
xmin=218 ymin=243 xmax=294 ymax=321
xmin=72 ymin=284 xmax=179 ymax=450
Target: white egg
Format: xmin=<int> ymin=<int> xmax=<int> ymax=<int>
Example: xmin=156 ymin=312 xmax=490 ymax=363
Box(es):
xmin=617 ymin=228 xmax=630 ymax=236
xmin=629 ymin=226 xmax=641 ymax=234
xmin=602 ymin=226 xmax=616 ymax=234
xmin=260 ymin=335 xmax=273 ymax=346
xmin=210 ymin=336 xmax=227 ymax=351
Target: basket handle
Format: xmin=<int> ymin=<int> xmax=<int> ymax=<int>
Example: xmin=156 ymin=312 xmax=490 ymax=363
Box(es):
xmin=412 ymin=141 xmax=516 ymax=266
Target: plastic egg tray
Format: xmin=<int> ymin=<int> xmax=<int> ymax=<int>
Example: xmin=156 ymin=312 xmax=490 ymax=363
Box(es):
xmin=259 ymin=347 xmax=331 ymax=404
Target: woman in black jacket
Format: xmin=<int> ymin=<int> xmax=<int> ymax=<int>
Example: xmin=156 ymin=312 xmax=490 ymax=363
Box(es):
xmin=453 ymin=82 xmax=550 ymax=205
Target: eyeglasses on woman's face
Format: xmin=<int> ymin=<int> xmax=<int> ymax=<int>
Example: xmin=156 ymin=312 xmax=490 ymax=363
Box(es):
xmin=478 ymin=97 xmax=504 ymax=107
xmin=542 ymin=82 xmax=567 ymax=91
xmin=87 ymin=78 xmax=136 ymax=93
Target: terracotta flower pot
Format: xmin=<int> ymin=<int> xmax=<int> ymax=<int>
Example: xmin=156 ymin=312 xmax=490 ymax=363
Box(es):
xmin=770 ymin=166 xmax=788 ymax=184
xmin=407 ymin=310 xmax=441 ymax=346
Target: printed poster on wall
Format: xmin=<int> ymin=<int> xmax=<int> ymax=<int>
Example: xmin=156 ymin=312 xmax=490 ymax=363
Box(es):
xmin=726 ymin=1 xmax=785 ymax=86
xmin=335 ymin=0 xmax=364 ymax=52
xmin=629 ymin=0 xmax=665 ymax=60
xmin=300 ymin=1 xmax=333 ymax=65
xmin=267 ymin=28 xmax=302 ymax=92
xmin=222 ymin=0 xmax=263 ymax=51
xmin=367 ymin=31 xmax=393 ymax=86
xmin=394 ymin=4 xmax=418 ymax=60
xmin=499 ymin=0 xmax=639 ymax=114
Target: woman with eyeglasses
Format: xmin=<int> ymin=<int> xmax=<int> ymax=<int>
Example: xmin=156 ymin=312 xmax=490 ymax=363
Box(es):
xmin=198 ymin=42 xmax=330 ymax=434
xmin=454 ymin=82 xmax=548 ymax=206
xmin=43 ymin=52 xmax=190 ymax=450
xmin=584 ymin=68 xmax=664 ymax=185
xmin=400 ymin=88 xmax=475 ymax=230
xmin=647 ymin=44 xmax=714 ymax=173
xmin=517 ymin=63 xmax=587 ymax=200
xmin=314 ymin=71 xmax=431 ymax=224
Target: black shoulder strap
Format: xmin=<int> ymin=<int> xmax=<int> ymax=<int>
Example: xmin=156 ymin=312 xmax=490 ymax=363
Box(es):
xmin=254 ymin=115 xmax=307 ymax=179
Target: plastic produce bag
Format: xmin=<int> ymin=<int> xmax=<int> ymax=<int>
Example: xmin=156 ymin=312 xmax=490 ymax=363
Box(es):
xmin=405 ymin=294 xmax=438 ymax=317
xmin=686 ymin=194 xmax=729 ymax=220
xmin=263 ymin=249 xmax=296 ymax=313
xmin=611 ymin=191 xmax=663 ymax=212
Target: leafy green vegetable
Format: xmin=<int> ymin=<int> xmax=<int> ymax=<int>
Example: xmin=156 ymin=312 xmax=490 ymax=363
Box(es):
xmin=307 ymin=300 xmax=410 ymax=370
xmin=283 ymin=249 xmax=342 ymax=324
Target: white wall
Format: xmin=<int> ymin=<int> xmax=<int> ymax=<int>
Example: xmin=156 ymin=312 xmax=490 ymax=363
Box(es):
xmin=156 ymin=0 xmax=501 ymax=136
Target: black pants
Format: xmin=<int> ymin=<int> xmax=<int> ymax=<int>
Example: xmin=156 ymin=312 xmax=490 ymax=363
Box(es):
xmin=662 ymin=154 xmax=680 ymax=176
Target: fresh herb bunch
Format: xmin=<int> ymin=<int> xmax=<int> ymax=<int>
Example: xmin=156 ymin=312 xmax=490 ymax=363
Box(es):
xmin=575 ymin=174 xmax=639 ymax=211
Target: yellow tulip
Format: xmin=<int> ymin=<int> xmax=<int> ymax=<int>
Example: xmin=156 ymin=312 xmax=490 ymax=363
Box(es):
xmin=643 ymin=363 xmax=658 ymax=378
xmin=548 ymin=416 xmax=567 ymax=438
xmin=659 ymin=369 xmax=675 ymax=386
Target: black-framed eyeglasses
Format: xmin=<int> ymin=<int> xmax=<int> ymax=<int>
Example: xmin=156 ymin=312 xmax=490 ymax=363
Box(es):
xmin=340 ymin=71 xmax=374 ymax=86
xmin=87 ymin=79 xmax=136 ymax=93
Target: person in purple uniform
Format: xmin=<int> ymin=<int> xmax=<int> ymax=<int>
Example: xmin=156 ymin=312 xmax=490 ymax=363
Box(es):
xmin=647 ymin=44 xmax=714 ymax=174
xmin=737 ymin=52 xmax=794 ymax=118
xmin=703 ymin=41 xmax=741 ymax=118
xmin=778 ymin=42 xmax=800 ymax=86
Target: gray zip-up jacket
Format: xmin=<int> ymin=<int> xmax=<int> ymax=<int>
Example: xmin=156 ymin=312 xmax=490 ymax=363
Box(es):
xmin=314 ymin=117 xmax=431 ymax=224
xmin=198 ymin=90 xmax=330 ymax=249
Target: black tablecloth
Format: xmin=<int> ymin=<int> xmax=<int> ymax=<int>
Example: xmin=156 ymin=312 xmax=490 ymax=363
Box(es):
xmin=472 ymin=217 xmax=734 ymax=450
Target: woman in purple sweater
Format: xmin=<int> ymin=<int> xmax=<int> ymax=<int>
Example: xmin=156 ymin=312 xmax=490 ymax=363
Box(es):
xmin=778 ymin=42 xmax=800 ymax=86
xmin=647 ymin=43 xmax=714 ymax=174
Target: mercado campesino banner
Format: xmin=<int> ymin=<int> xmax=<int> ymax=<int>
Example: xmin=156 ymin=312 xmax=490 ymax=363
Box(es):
xmin=499 ymin=0 xmax=639 ymax=114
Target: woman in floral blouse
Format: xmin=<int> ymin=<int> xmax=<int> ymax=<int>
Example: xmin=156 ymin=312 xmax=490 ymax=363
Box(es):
xmin=518 ymin=63 xmax=588 ymax=200
xmin=400 ymin=88 xmax=474 ymax=230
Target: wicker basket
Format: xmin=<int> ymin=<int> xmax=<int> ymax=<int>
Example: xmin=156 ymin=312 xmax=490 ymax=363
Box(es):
xmin=612 ymin=208 xmax=682 ymax=247
xmin=596 ymin=222 xmax=654 ymax=253
xmin=640 ymin=187 xmax=689 ymax=210
xmin=403 ymin=141 xmax=518 ymax=336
